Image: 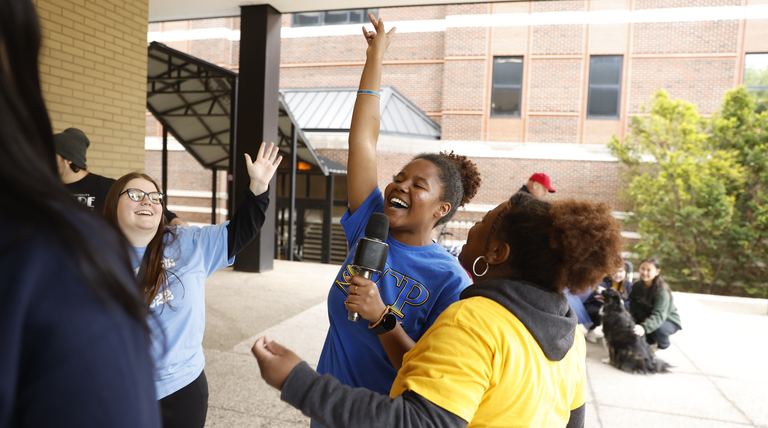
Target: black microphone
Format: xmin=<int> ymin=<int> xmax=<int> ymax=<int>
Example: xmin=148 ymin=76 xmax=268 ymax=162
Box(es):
xmin=348 ymin=212 xmax=390 ymax=322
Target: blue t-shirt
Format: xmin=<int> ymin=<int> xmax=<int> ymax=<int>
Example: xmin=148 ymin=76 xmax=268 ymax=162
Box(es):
xmin=316 ymin=188 xmax=472 ymax=395
xmin=133 ymin=223 xmax=234 ymax=399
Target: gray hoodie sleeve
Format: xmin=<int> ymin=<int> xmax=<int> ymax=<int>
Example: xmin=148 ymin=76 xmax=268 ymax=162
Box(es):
xmin=281 ymin=362 xmax=468 ymax=428
xmin=566 ymin=404 xmax=585 ymax=428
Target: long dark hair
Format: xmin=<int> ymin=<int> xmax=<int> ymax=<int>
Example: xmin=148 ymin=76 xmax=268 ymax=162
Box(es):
xmin=494 ymin=192 xmax=625 ymax=295
xmin=639 ymin=257 xmax=672 ymax=305
xmin=0 ymin=0 xmax=147 ymax=330
xmin=103 ymin=172 xmax=178 ymax=307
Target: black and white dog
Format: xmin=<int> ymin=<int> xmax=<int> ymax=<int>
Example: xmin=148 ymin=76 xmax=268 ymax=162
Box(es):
xmin=600 ymin=288 xmax=672 ymax=374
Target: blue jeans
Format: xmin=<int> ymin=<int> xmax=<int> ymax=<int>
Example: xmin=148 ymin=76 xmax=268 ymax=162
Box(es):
xmin=645 ymin=320 xmax=680 ymax=349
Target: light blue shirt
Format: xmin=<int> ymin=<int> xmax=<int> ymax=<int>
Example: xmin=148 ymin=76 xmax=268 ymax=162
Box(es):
xmin=132 ymin=223 xmax=234 ymax=399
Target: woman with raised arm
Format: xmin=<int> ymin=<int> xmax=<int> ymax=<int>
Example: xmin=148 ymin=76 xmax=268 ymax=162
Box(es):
xmin=102 ymin=143 xmax=281 ymax=428
xmin=1 ymin=1 xmax=159 ymax=426
xmin=253 ymin=192 xmax=624 ymax=428
xmin=310 ymin=13 xmax=481 ymax=426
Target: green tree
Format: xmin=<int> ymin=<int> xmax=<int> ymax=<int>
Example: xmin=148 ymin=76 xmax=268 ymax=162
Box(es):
xmin=709 ymin=86 xmax=768 ymax=296
xmin=609 ymin=90 xmax=748 ymax=295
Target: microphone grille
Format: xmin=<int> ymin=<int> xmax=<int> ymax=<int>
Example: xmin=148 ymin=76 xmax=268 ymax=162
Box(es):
xmin=365 ymin=212 xmax=389 ymax=242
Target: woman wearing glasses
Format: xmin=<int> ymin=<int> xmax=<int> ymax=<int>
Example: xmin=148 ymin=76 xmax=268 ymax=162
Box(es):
xmin=103 ymin=142 xmax=282 ymax=428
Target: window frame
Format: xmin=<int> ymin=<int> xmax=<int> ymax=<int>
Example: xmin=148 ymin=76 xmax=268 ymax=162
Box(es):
xmin=292 ymin=9 xmax=378 ymax=27
xmin=586 ymin=55 xmax=623 ymax=120
xmin=490 ymin=56 xmax=525 ymax=119
xmin=744 ymin=52 xmax=768 ymax=91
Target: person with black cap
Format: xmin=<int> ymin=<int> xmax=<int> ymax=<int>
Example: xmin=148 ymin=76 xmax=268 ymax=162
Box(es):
xmin=54 ymin=127 xmax=186 ymax=225
xmin=519 ymin=172 xmax=556 ymax=199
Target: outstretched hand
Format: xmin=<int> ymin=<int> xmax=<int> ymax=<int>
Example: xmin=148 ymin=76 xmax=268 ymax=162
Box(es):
xmin=252 ymin=336 xmax=303 ymax=391
xmin=362 ymin=13 xmax=396 ymax=59
xmin=245 ymin=142 xmax=283 ymax=196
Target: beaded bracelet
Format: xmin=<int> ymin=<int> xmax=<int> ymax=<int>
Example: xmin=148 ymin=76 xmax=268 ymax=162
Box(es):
xmin=357 ymin=89 xmax=381 ymax=99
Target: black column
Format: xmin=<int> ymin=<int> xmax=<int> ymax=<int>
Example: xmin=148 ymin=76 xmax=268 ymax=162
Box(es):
xmin=211 ymin=169 xmax=217 ymax=225
xmin=232 ymin=4 xmax=281 ymax=272
xmin=162 ymin=126 xmax=168 ymax=198
xmin=321 ymin=174 xmax=334 ymax=264
xmin=287 ymin=124 xmax=297 ymax=261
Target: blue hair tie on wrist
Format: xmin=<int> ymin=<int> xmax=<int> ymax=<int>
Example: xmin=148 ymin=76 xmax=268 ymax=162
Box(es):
xmin=357 ymin=89 xmax=381 ymax=99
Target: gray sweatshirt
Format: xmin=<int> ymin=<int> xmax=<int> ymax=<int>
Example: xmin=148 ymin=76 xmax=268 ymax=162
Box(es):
xmin=280 ymin=278 xmax=585 ymax=428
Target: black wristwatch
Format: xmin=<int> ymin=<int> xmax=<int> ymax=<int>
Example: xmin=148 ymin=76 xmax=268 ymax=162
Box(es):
xmin=370 ymin=309 xmax=397 ymax=335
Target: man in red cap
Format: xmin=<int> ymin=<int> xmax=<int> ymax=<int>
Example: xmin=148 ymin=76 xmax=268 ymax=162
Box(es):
xmin=519 ymin=173 xmax=556 ymax=199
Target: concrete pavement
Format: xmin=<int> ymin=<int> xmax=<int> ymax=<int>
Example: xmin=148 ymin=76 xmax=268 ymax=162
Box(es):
xmin=202 ymin=260 xmax=768 ymax=428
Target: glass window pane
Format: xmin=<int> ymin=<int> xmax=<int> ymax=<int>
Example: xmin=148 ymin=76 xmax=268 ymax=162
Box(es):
xmin=589 ymin=56 xmax=622 ymax=85
xmin=325 ymin=11 xmax=349 ymax=24
xmin=588 ymin=87 xmax=620 ymax=117
xmin=349 ymin=10 xmax=364 ymax=23
xmin=367 ymin=9 xmax=379 ymax=20
xmin=492 ymin=57 xmax=524 ymax=86
xmin=744 ymin=53 xmax=768 ymax=86
xmin=294 ymin=12 xmax=321 ymax=26
xmin=492 ymin=88 xmax=521 ymax=117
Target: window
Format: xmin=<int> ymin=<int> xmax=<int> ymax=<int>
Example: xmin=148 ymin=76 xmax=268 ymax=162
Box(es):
xmin=490 ymin=57 xmax=524 ymax=118
xmin=292 ymin=9 xmax=378 ymax=27
xmin=744 ymin=53 xmax=768 ymax=113
xmin=587 ymin=55 xmax=623 ymax=119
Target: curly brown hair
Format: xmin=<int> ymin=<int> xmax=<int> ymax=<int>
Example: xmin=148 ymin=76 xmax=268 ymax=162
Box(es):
xmin=413 ymin=151 xmax=481 ymax=226
xmin=498 ymin=192 xmax=625 ymax=294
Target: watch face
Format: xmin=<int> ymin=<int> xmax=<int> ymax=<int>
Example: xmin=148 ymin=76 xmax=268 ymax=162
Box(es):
xmin=383 ymin=312 xmax=397 ymax=331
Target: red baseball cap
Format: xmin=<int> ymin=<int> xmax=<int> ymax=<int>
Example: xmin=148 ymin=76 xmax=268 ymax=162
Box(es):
xmin=528 ymin=173 xmax=556 ymax=193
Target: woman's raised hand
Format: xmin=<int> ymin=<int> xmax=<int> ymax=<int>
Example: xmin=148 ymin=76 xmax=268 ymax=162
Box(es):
xmin=362 ymin=12 xmax=396 ymax=59
xmin=245 ymin=142 xmax=283 ymax=196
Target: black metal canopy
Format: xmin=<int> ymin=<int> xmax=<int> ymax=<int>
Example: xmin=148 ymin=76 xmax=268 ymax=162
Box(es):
xmin=147 ymin=41 xmax=343 ymax=175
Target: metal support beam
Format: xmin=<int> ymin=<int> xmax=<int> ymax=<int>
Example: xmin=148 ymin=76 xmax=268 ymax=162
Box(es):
xmin=162 ymin=126 xmax=168 ymax=198
xmin=211 ymin=169 xmax=217 ymax=225
xmin=287 ymin=124 xmax=297 ymax=261
xmin=232 ymin=4 xmax=281 ymax=272
xmin=321 ymin=174 xmax=334 ymax=264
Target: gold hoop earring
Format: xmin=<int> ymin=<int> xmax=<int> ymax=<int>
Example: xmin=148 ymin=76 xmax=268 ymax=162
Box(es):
xmin=473 ymin=256 xmax=489 ymax=277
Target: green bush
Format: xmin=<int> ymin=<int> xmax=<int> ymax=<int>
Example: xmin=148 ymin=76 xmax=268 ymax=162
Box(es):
xmin=610 ymin=87 xmax=768 ymax=298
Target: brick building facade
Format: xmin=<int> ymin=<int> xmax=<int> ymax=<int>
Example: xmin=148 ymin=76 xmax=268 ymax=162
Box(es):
xmin=36 ymin=0 xmax=149 ymax=177
xmin=146 ymin=0 xmax=768 ymax=238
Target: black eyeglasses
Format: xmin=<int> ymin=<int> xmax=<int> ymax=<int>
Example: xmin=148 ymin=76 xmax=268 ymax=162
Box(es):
xmin=120 ymin=188 xmax=164 ymax=204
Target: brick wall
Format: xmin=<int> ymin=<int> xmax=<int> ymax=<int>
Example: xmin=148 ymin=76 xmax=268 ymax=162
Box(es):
xmin=528 ymin=116 xmax=580 ymax=143
xmin=632 ymin=21 xmax=739 ymax=54
xmin=315 ymin=148 xmax=623 ymax=209
xmin=36 ymin=0 xmax=149 ymax=177
xmin=629 ymin=58 xmax=737 ymax=114
xmin=445 ymin=27 xmax=487 ymax=57
xmin=487 ymin=118 xmax=524 ymax=142
xmin=529 ymin=59 xmax=582 ymax=112
xmin=442 ymin=60 xmax=485 ymax=111
xmin=634 ymin=0 xmax=741 ymax=9
xmin=446 ymin=4 xmax=489 ymax=15
xmin=143 ymin=0 xmax=758 ymax=220
xmin=441 ymin=115 xmax=483 ymax=140
xmin=491 ymin=26 xmax=529 ymax=56
xmin=145 ymin=150 xmax=228 ymax=223
xmin=282 ymin=32 xmax=443 ymax=64
xmin=385 ymin=5 xmax=446 ymax=20
xmin=532 ymin=25 xmax=585 ymax=56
